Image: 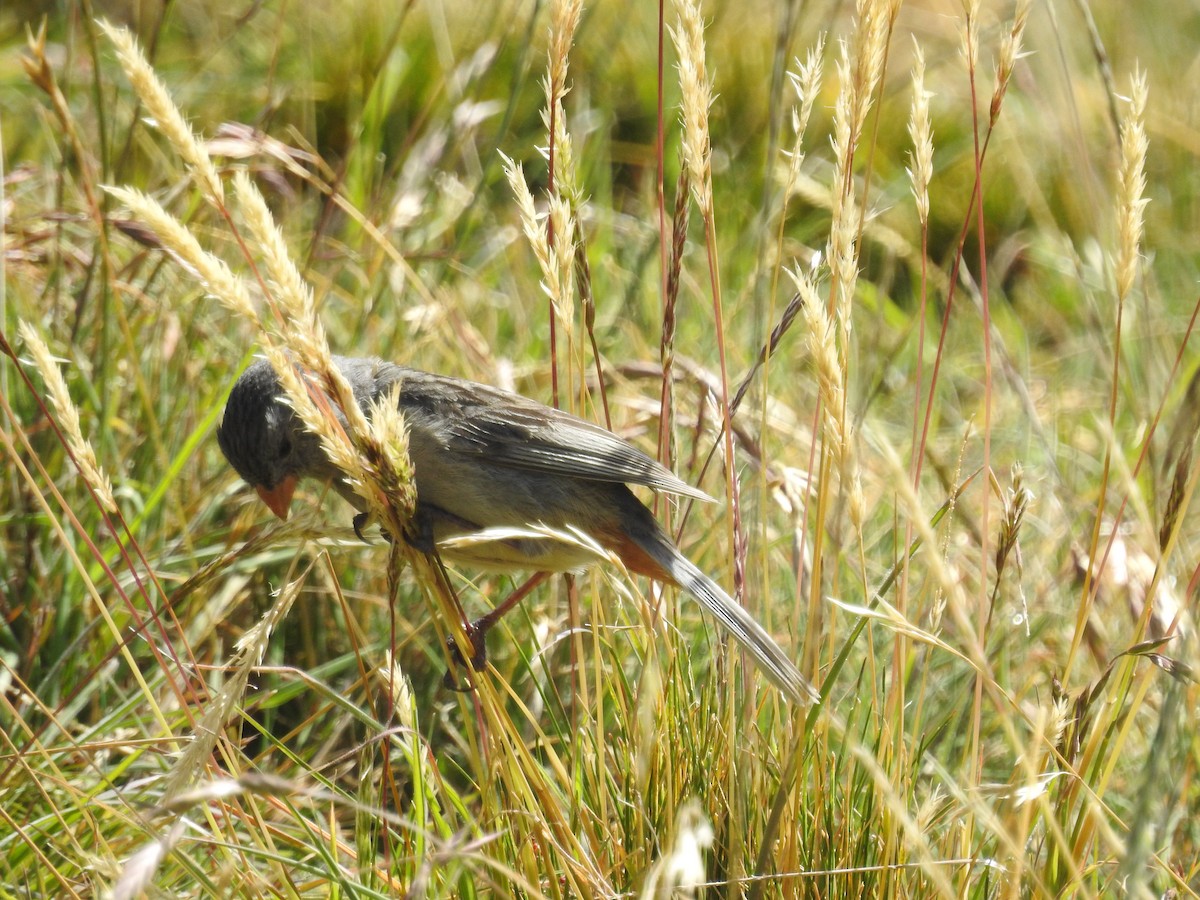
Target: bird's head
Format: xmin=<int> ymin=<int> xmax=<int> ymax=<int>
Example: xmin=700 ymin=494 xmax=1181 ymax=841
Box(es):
xmin=217 ymin=359 xmax=320 ymax=519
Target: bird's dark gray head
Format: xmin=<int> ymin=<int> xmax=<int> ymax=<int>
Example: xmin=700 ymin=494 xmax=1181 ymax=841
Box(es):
xmin=217 ymin=360 xmax=302 ymax=492
xmin=218 ymin=359 xmax=353 ymax=519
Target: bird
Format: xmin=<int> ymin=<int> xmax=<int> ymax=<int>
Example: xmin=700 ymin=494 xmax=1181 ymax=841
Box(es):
xmin=217 ymin=355 xmax=818 ymax=704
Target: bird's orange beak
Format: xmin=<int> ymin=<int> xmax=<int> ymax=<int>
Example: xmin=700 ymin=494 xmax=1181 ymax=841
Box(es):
xmin=255 ymin=474 xmax=298 ymax=521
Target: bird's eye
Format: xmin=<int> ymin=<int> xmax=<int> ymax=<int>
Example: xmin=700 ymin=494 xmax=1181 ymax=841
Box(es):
xmin=278 ymin=436 xmax=292 ymax=459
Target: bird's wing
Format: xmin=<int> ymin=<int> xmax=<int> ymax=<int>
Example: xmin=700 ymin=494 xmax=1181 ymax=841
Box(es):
xmin=366 ymin=361 xmax=713 ymax=502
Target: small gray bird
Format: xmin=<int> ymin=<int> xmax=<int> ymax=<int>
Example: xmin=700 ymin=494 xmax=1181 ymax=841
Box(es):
xmin=217 ymin=356 xmax=818 ymax=704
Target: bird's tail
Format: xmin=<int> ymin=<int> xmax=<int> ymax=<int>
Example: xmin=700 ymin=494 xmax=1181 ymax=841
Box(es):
xmin=674 ymin=553 xmax=819 ymax=704
xmin=636 ymin=532 xmax=819 ymax=705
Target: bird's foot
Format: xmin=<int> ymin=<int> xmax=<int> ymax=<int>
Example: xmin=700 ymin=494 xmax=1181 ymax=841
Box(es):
xmin=441 ymin=620 xmax=490 ymax=692
xmin=403 ymin=506 xmax=437 ymax=555
xmin=353 ymin=510 xmax=439 ymax=548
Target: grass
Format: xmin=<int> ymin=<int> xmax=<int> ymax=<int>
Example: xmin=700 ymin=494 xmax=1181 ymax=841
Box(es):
xmin=2 ymin=0 xmax=1198 ymax=896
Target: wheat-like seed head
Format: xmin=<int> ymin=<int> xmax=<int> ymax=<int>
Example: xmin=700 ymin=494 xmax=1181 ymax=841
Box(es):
xmin=851 ymin=0 xmax=893 ymax=132
xmin=99 ymin=20 xmax=224 ymax=205
xmin=784 ymin=37 xmax=826 ymax=187
xmin=670 ymin=0 xmax=713 ymax=214
xmin=991 ymin=0 xmax=1031 ymax=127
xmin=233 ymin=172 xmax=319 ymax=333
xmin=825 ymin=1 xmax=898 ymax=357
xmin=102 ymin=186 xmax=256 ymax=320
xmin=791 ymin=267 xmax=847 ymax=466
xmin=1160 ymin=433 xmax=1192 ymax=552
xmin=828 ymin=44 xmax=859 ymax=349
xmin=503 ymin=153 xmax=577 ymax=339
xmin=907 ymin=40 xmax=934 ymax=228
xmin=230 ymin=175 xmax=356 ymax=435
xmin=1048 ymin=692 xmax=1073 ymax=754
xmin=367 ymin=384 xmax=417 ymax=525
xmin=960 ymin=1 xmax=980 ymax=78
xmin=1116 ymin=70 xmax=1149 ymax=305
xmin=543 ymin=98 xmax=580 ymax=204
xmin=381 ymin=652 xmax=417 ymax=733
xmin=230 ymin=176 xmax=372 ymax=459
xmin=546 ymin=0 xmax=583 ymax=104
xmin=547 ymin=195 xmax=577 ymax=337
xmin=18 ymin=321 xmax=116 ymax=513
xmin=503 ymin=153 xmax=550 ymax=273
xmin=847 ymin=451 xmax=865 ymax=531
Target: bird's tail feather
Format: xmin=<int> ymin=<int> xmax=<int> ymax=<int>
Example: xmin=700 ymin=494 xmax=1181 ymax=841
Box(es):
xmin=648 ymin=540 xmax=819 ymax=705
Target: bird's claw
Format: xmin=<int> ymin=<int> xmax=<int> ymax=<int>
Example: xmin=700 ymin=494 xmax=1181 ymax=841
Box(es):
xmin=352 ymin=513 xmax=372 ymax=543
xmin=352 ymin=512 xmax=394 ymax=544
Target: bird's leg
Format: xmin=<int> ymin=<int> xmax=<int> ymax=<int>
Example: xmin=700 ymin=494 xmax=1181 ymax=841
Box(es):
xmin=442 ymin=571 xmax=550 ymax=690
xmin=362 ymin=501 xmax=546 ymax=691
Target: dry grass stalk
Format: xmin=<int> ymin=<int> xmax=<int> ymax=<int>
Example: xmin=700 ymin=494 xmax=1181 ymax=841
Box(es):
xmin=0 ymin=396 xmax=176 ymax=739
xmin=904 ymin=36 xmax=934 ymax=531
xmin=163 ymin=570 xmax=306 ymax=798
xmin=22 ymin=24 xmax=108 ymax=224
xmin=17 ymin=322 xmax=116 ymax=513
xmin=99 ymin=20 xmax=224 ymax=205
xmin=732 ymin=41 xmax=824 ymax=443
xmin=1160 ymin=367 xmax=1200 ymax=550
xmin=669 ymin=0 xmax=745 ymax=581
xmin=660 ymin=168 xmax=691 ymax=465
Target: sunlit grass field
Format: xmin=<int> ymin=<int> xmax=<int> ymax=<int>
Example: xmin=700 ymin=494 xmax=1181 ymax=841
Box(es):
xmin=2 ymin=0 xmax=1198 ymax=896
